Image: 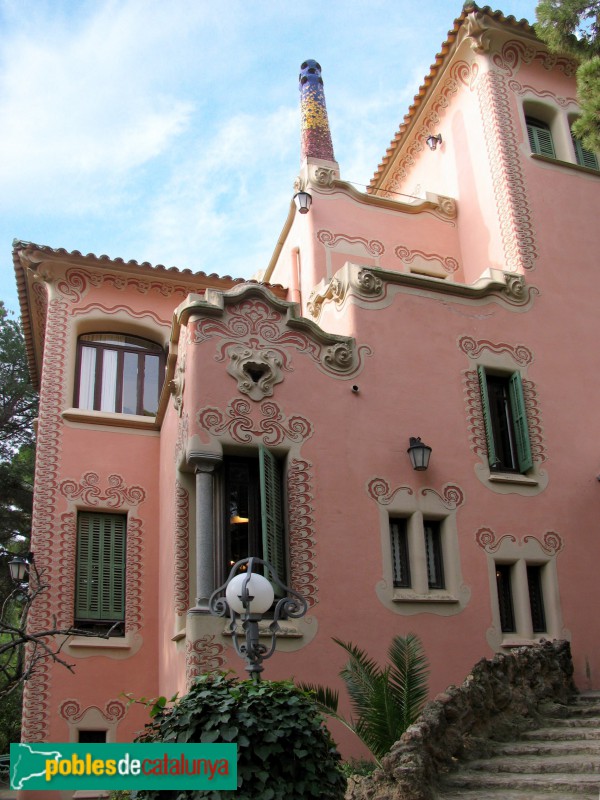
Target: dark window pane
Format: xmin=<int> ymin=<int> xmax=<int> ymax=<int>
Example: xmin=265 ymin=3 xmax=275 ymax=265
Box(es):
xmin=486 ymin=374 xmax=518 ymax=471
xmin=424 ymin=520 xmax=444 ymax=589
xmin=527 ymin=565 xmax=547 ymax=633
xmin=390 ymin=519 xmax=410 ymax=588
xmin=496 ymin=564 xmax=516 ymax=633
xmin=78 ymin=730 xmax=107 ymax=743
xmin=143 ymin=354 xmax=160 ymax=415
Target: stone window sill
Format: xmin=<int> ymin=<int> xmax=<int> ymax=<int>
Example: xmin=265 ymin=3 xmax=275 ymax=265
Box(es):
xmin=392 ymin=591 xmax=459 ymax=604
xmin=63 ymin=407 xmax=158 ymax=431
xmin=488 ymin=472 xmax=539 ymax=486
xmin=500 ymin=635 xmax=549 ymax=648
xmin=531 ymin=153 xmax=600 ymax=177
xmin=69 ymin=634 xmax=132 ymax=650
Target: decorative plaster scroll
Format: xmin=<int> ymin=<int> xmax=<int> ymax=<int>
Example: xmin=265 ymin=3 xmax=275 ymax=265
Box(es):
xmin=59 ymin=699 xmax=126 ymax=723
xmin=395 ymin=246 xmax=459 ymax=275
xmin=174 ymin=482 xmax=190 ymax=616
xmin=185 ymin=635 xmax=226 ymax=687
xmin=74 ymin=302 xmax=169 ymax=327
xmin=287 ymin=458 xmax=318 ymax=608
xmin=57 ymin=267 xmax=199 ymax=304
xmin=476 ymin=527 xmax=563 ymax=555
xmin=385 ymin=61 xmax=479 ymax=193
xmin=125 ymin=517 xmax=144 ymax=634
xmin=22 ymin=296 xmax=70 ymax=742
xmin=458 ymin=336 xmax=533 ymax=366
xmin=225 ymin=344 xmax=285 ymax=401
xmin=189 ymin=293 xmax=370 ymax=379
xmin=478 ymin=70 xmax=537 ymax=272
xmin=507 ymin=80 xmax=577 ymax=108
xmin=464 ymin=9 xmax=492 ymax=53
xmin=307 ymin=267 xmax=383 ymax=319
xmin=475 ymin=527 xmax=517 ymax=552
xmin=59 ymin=473 xmax=146 ymax=508
xmin=420 ymin=485 xmax=465 ymax=510
xmin=492 ymin=39 xmax=577 ymax=78
xmin=367 ymin=478 xmax=413 ymax=505
xmin=314 ymin=167 xmax=336 ymax=187
xmin=522 ymin=379 xmax=547 ymax=464
xmin=170 ymin=352 xmax=186 ymax=416
xmin=198 ymin=400 xmax=313 ymax=447
xmin=317 ymin=230 xmax=385 ymax=256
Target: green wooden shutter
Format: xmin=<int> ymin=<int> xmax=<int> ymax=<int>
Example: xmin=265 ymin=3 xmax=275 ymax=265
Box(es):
xmin=259 ymin=446 xmax=286 ymax=593
xmin=508 ymin=371 xmax=533 ymax=473
xmin=76 ymin=513 xmax=126 ymax=621
xmin=478 ymin=365 xmax=499 ymax=469
xmin=526 ymin=118 xmax=556 ymax=158
xmin=573 ymin=136 xmax=599 ymax=170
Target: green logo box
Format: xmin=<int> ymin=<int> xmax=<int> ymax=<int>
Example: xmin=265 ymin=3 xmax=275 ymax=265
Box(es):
xmin=10 ymin=742 xmax=237 ymax=791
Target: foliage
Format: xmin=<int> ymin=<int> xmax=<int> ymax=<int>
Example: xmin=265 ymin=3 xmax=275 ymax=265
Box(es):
xmin=340 ymin=758 xmax=377 ymax=778
xmin=300 ymin=633 xmax=429 ymax=762
xmin=0 ymin=303 xmax=37 ymax=462
xmin=535 ymin=1 xmax=600 ymax=151
xmin=135 ymin=672 xmax=347 ymax=800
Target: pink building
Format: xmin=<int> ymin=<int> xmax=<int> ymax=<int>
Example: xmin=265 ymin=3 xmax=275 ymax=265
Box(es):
xmin=14 ymin=3 xmax=600 ymax=787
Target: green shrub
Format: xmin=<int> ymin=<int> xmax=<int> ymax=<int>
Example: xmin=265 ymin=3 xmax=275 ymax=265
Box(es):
xmin=135 ymin=672 xmax=346 ymax=800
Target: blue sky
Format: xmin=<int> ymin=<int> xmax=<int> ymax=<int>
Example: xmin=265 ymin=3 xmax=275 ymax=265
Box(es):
xmin=0 ymin=0 xmax=538 ymax=314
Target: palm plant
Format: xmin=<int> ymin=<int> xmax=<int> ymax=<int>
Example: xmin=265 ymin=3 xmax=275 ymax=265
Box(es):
xmin=300 ymin=633 xmax=429 ymax=763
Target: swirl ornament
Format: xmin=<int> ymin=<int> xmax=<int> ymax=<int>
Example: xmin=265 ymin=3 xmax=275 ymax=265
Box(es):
xmin=458 ymin=336 xmax=533 ymax=367
xmin=60 ymin=473 xmax=146 ymax=508
xmin=174 ymin=483 xmax=190 ymax=616
xmin=367 ymin=478 xmax=413 ymax=505
xmin=59 ymin=698 xmax=125 ymax=723
xmin=421 ymin=484 xmax=465 ymax=509
xmin=395 ymin=246 xmax=460 ymax=275
xmin=198 ymin=400 xmax=313 ymax=446
xmin=525 ymin=531 xmax=564 ymax=555
xmin=185 ymin=635 xmax=227 ymax=687
xmin=316 ymin=230 xmax=385 ymax=257
xmin=287 ymin=458 xmax=318 ymax=606
xmin=475 ymin=527 xmax=517 ymax=553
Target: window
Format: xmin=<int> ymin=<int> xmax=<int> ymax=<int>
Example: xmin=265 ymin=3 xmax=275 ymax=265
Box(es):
xmin=478 ymin=367 xmax=532 ymax=474
xmin=220 ymin=447 xmax=286 ymax=588
xmin=75 ymin=512 xmax=126 ymax=635
xmin=75 ymin=334 xmax=165 ymax=416
xmin=495 ymin=561 xmax=547 ymax=636
xmin=78 ymin=730 xmax=107 ymax=743
xmin=526 ymin=116 xmax=556 ymax=158
xmin=572 ymin=134 xmax=599 ymax=170
xmin=389 ymin=516 xmax=445 ymax=592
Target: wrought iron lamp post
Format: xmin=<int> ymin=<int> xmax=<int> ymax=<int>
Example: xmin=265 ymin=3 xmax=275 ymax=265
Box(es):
xmin=209 ymin=557 xmax=308 ymax=682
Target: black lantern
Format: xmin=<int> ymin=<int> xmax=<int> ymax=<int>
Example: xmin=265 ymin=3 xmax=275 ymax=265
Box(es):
xmin=8 ymin=556 xmax=29 ymax=584
xmin=407 ymin=437 xmax=432 ymax=471
xmin=293 ymin=191 xmax=313 ymax=214
xmin=426 ymin=133 xmax=442 ymax=151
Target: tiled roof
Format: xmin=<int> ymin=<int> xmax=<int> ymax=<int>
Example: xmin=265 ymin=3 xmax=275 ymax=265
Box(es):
xmin=369 ymin=4 xmax=535 ymax=190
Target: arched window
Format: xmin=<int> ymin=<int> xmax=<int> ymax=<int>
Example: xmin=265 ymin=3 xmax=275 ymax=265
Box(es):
xmin=526 ymin=116 xmax=556 ymax=158
xmin=75 ymin=333 xmax=165 ymax=416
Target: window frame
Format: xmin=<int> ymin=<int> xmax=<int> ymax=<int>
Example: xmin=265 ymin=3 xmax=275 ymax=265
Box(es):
xmin=74 ymin=333 xmax=166 ymax=417
xmin=478 ymin=366 xmax=532 ymax=474
xmin=75 ymin=511 xmax=127 ymax=636
xmin=526 ymin=116 xmax=556 ymax=158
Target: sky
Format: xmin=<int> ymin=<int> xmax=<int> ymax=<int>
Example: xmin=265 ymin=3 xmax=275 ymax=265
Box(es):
xmin=0 ymin=0 xmax=539 ymax=315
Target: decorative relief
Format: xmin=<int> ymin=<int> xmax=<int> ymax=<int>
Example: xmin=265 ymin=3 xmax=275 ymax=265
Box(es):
xmin=225 ymin=344 xmax=285 ymax=401
xmin=169 ymin=352 xmax=186 ymax=416
xmin=507 ymin=80 xmax=577 ymax=108
xmin=191 ymin=297 xmax=369 ymax=378
xmin=198 ymin=400 xmax=313 ymax=446
xmin=125 ymin=517 xmax=144 ymax=634
xmin=59 ymin=473 xmax=146 ymax=508
xmin=186 ymin=636 xmax=227 ymax=687
xmin=395 ymin=246 xmax=459 ymax=274
xmin=476 ymin=527 xmax=564 ymax=555
xmin=287 ymin=458 xmax=318 ymax=608
xmin=174 ymin=482 xmax=190 ymax=616
xmin=316 ymin=230 xmax=385 ymax=256
xmin=458 ymin=336 xmax=533 ymax=366
xmin=22 ymin=296 xmax=70 ymax=742
xmin=464 ymin=10 xmax=492 ymax=53
xmin=59 ymin=699 xmax=126 ymax=723
xmin=367 ymin=478 xmax=413 ymax=505
xmin=478 ymin=70 xmax=537 ymax=272
xmin=463 ymin=369 xmax=547 ymax=463
xmin=56 ymin=267 xmax=199 ymax=304
xmin=492 ymin=39 xmax=577 ymax=78
xmin=420 ymin=485 xmax=465 ymax=510
xmin=313 ymin=167 xmax=336 ymax=187
xmin=307 ymin=267 xmax=383 ymax=319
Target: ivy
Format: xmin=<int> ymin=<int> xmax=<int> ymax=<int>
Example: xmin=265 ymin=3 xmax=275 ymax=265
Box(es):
xmin=135 ymin=673 xmax=346 ymax=800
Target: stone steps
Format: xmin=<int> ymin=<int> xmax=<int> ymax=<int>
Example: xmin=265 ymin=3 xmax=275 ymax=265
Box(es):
xmin=437 ymin=692 xmax=600 ymax=799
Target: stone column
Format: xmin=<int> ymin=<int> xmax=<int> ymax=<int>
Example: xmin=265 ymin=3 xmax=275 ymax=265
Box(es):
xmin=188 ymin=452 xmax=222 ymax=613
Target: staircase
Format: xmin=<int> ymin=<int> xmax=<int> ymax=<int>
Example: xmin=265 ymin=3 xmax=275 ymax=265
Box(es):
xmin=437 ymin=691 xmax=600 ymax=799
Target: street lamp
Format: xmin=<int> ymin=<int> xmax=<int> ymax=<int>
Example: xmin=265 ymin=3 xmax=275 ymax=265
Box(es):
xmin=8 ymin=555 xmax=30 ymax=585
xmin=209 ymin=557 xmax=308 ymax=681
xmin=407 ymin=437 xmax=432 ymax=471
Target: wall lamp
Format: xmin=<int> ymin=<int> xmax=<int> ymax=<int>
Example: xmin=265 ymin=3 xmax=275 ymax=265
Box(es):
xmin=426 ymin=133 xmax=442 ymax=151
xmin=8 ymin=553 xmax=32 ymax=585
xmin=293 ymin=191 xmax=313 ymax=214
xmin=407 ymin=437 xmax=432 ymax=471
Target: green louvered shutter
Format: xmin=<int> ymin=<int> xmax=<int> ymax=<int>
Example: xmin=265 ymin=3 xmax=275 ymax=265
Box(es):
xmin=526 ymin=118 xmax=556 ymax=158
xmin=76 ymin=513 xmax=126 ymax=621
xmin=573 ymin=136 xmax=599 ymax=170
xmin=259 ymin=446 xmax=286 ymax=594
xmin=478 ymin=365 xmax=499 ymax=469
xmin=508 ymin=372 xmax=533 ymax=473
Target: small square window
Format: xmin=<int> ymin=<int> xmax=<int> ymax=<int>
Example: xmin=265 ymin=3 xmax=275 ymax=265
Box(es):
xmin=390 ymin=519 xmax=410 ymax=588
xmin=78 ymin=730 xmax=107 ymax=743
